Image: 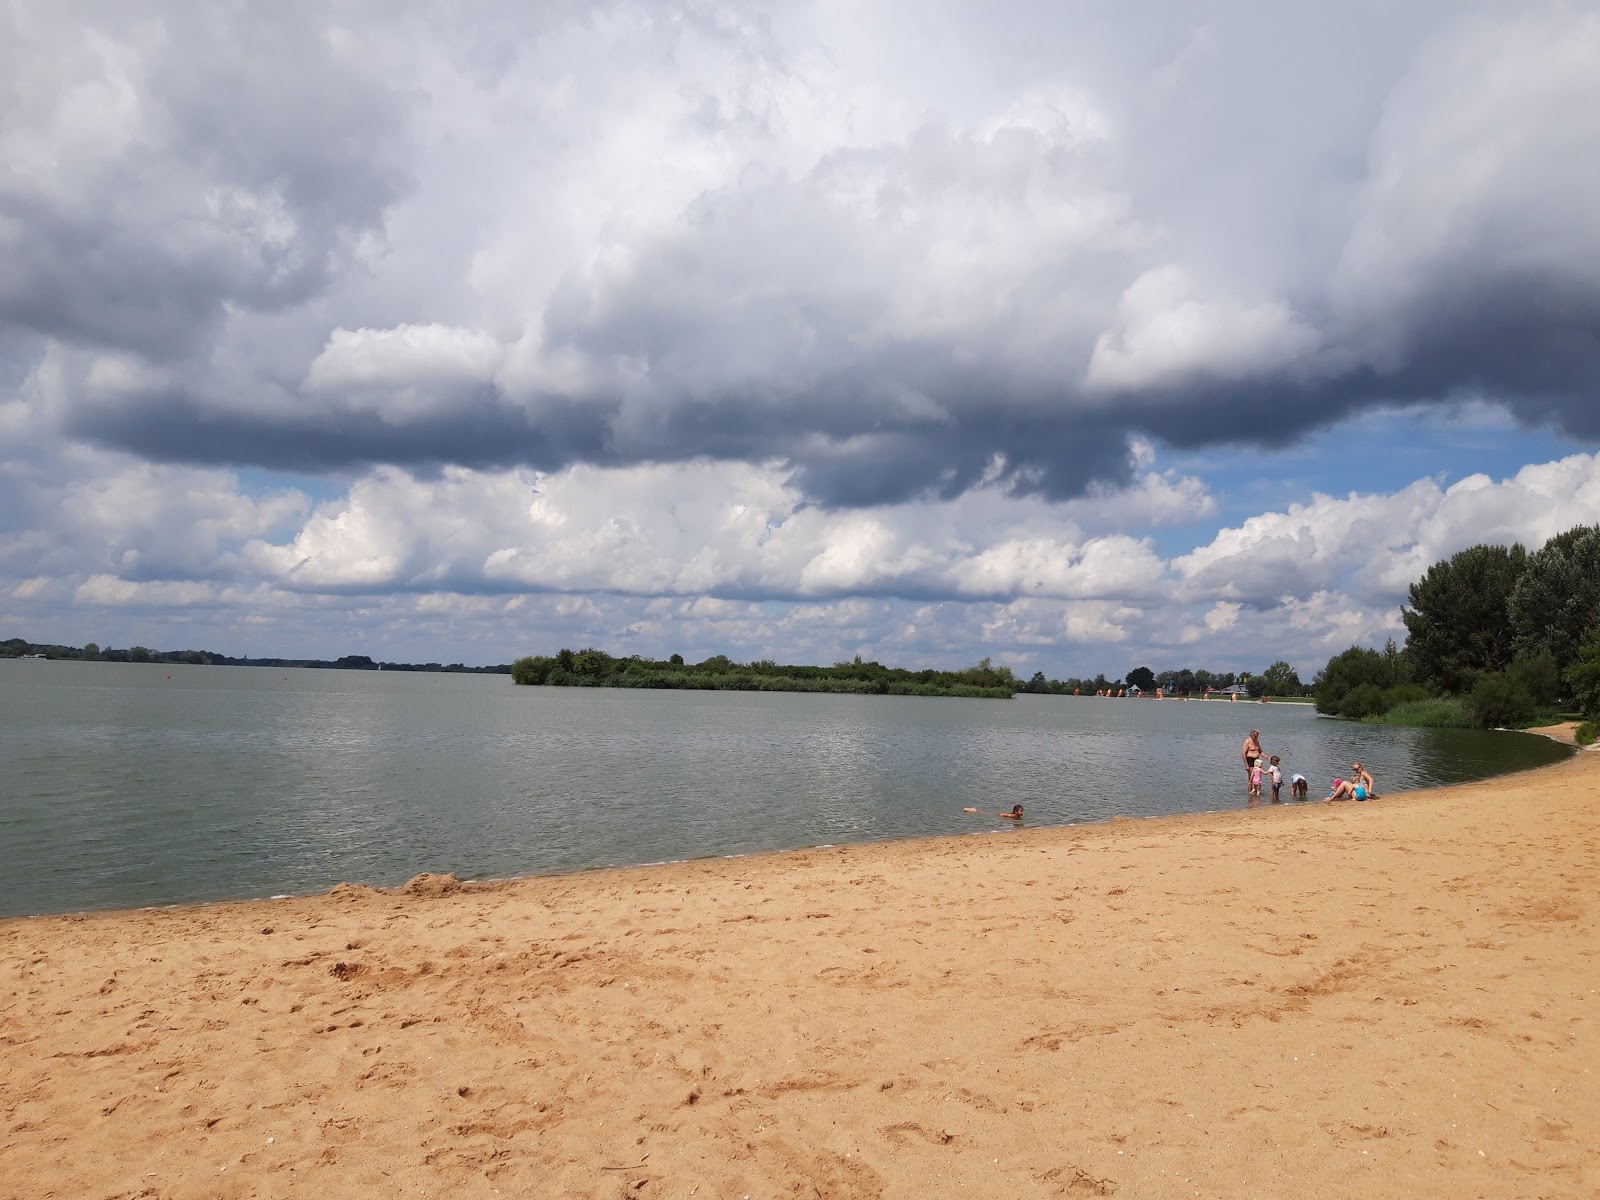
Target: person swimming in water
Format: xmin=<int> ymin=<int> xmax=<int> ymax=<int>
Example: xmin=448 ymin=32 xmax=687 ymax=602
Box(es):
xmin=965 ymin=804 xmax=1025 ymax=819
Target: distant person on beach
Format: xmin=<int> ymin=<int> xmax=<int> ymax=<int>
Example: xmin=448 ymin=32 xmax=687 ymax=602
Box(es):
xmin=1290 ymin=771 xmax=1308 ymax=800
xmin=1242 ymin=730 xmax=1262 ymax=787
xmin=1268 ymin=755 xmax=1283 ymax=802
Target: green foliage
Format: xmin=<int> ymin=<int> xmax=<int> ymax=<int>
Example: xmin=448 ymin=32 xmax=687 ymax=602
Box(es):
xmin=1574 ymin=721 xmax=1597 ymax=746
xmin=1565 ymin=631 xmax=1600 ymax=721
xmin=1466 ymin=671 xmax=1534 ymax=729
xmin=572 ymin=647 xmax=612 ymax=678
xmin=1506 ymin=648 xmax=1561 ymax=708
xmin=1259 ymin=660 xmax=1302 ymax=696
xmin=1340 ymin=682 xmax=1387 ymax=719
xmin=1314 ymin=645 xmax=1400 ymax=715
xmin=1377 ymin=696 xmax=1474 ymax=728
xmin=1510 ymin=525 xmax=1600 ymax=671
xmin=507 ymin=648 xmax=1018 ymax=697
xmin=1401 ymin=543 xmax=1526 ymax=694
xmin=1125 ymin=665 xmax=1156 ymax=692
xmin=509 ymin=656 xmax=549 ymax=685
xmin=1381 ymin=683 xmax=1430 ymax=709
xmin=82 ymin=642 xmax=99 ymax=660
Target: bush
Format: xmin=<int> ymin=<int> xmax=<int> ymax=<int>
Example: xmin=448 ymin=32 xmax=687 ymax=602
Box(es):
xmin=1466 ymin=672 xmax=1534 ymax=728
xmin=1381 ymin=683 xmax=1430 ymax=711
xmin=1340 ymin=682 xmax=1387 ymax=719
xmin=1575 ymin=721 xmax=1597 ymax=746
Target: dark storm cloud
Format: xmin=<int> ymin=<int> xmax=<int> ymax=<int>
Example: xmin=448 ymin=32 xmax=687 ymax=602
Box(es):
xmin=6 ymin=1 xmax=1599 ymax=506
xmin=0 ymin=4 xmax=408 ymax=360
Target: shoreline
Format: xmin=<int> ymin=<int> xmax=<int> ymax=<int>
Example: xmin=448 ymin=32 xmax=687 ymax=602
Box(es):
xmin=5 ymin=740 xmax=1597 ymax=1197
xmin=3 ymin=732 xmax=1583 ymax=927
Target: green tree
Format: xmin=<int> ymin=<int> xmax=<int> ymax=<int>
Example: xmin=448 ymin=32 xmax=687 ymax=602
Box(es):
xmin=572 ymin=647 xmax=613 ymax=679
xmin=1340 ymin=682 xmax=1387 ymax=719
xmin=1466 ymin=672 xmax=1533 ymax=728
xmin=510 ymin=655 xmax=553 ymax=685
xmin=81 ymin=642 xmax=100 ymax=660
xmin=1259 ymin=660 xmax=1302 ymax=696
xmin=128 ymin=645 xmax=151 ymax=663
xmin=1509 ymin=525 xmax=1600 ymax=675
xmin=1566 ymin=631 xmax=1600 ymax=721
xmin=1401 ymin=543 xmax=1526 ymax=694
xmin=1314 ymin=646 xmax=1395 ymax=716
xmin=1126 ymin=665 xmax=1156 ymax=692
xmin=1506 ymin=648 xmax=1561 ymax=708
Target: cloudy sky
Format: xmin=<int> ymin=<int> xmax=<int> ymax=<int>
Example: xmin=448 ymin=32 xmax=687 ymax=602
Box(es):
xmin=3 ymin=1 xmax=1599 ymax=678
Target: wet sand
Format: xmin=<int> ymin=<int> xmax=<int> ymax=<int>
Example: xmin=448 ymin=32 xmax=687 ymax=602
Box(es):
xmin=4 ymin=733 xmax=1598 ymax=1199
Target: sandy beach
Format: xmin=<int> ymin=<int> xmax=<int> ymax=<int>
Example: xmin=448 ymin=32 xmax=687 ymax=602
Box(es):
xmin=4 ymin=734 xmax=1598 ymax=1199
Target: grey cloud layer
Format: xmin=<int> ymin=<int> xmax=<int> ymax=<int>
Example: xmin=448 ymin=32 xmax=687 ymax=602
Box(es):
xmin=4 ymin=2 xmax=1599 ymax=507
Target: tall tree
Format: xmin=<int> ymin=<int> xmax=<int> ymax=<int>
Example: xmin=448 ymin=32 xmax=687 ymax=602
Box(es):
xmin=1400 ymin=543 xmax=1526 ymax=693
xmin=1509 ymin=525 xmax=1600 ymax=673
xmin=1126 ymin=665 xmax=1156 ymax=691
xmin=1260 ymin=660 xmax=1302 ymax=695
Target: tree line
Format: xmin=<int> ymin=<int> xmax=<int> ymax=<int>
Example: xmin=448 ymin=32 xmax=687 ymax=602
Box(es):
xmin=1312 ymin=524 xmax=1600 ymax=739
xmin=0 ymin=638 xmax=511 ymax=674
xmin=509 ymin=649 xmax=1017 ymax=698
xmin=1014 ymin=660 xmax=1307 ymax=698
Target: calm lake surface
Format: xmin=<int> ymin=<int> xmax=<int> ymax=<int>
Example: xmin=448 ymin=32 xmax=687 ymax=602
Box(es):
xmin=0 ymin=659 xmax=1571 ymax=917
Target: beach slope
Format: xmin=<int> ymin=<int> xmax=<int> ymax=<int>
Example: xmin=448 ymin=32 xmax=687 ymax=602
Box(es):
xmin=4 ymin=747 xmax=1599 ymax=1198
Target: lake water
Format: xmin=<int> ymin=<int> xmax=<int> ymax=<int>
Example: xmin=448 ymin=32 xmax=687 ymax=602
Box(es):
xmin=0 ymin=659 xmax=1570 ymax=917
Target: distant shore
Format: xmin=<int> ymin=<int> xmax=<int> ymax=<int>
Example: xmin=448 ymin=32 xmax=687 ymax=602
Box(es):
xmin=4 ymin=728 xmax=1597 ymax=1197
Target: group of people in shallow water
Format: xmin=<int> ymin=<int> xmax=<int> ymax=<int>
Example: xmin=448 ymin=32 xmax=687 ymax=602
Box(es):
xmin=1242 ymin=729 xmax=1376 ymax=805
xmin=960 ymin=728 xmax=1379 ymax=823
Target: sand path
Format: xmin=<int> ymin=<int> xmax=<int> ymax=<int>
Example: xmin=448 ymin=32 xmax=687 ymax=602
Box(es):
xmin=4 ymin=743 xmax=1598 ymax=1198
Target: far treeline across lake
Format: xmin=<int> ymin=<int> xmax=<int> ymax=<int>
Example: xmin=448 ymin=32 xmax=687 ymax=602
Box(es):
xmin=510 ymin=649 xmax=1020 ymax=697
xmin=509 ymin=648 xmax=1288 ymax=700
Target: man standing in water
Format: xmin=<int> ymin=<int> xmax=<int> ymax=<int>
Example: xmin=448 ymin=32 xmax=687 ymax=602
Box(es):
xmin=1242 ymin=729 xmax=1263 ymax=789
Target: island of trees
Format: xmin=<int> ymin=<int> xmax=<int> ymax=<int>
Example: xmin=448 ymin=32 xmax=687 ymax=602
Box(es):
xmin=1311 ymin=523 xmax=1600 ymax=743
xmin=509 ymin=650 xmax=1018 ymax=697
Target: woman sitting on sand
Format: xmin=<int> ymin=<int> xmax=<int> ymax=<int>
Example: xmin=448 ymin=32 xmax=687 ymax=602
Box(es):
xmin=1352 ymin=763 xmax=1376 ymax=799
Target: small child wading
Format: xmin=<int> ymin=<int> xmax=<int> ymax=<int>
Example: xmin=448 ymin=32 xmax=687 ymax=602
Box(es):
xmin=1248 ymin=757 xmax=1264 ymax=799
xmin=1268 ymin=755 xmax=1283 ymax=802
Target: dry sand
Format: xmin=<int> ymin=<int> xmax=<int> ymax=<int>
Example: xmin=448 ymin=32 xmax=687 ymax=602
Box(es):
xmin=4 ymin=733 xmax=1598 ymax=1199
